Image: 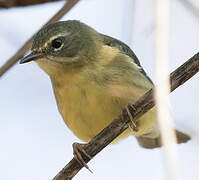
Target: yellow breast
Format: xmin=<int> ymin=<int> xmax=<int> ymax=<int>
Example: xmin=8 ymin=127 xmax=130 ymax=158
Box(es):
xmin=49 ymin=46 xmax=156 ymax=142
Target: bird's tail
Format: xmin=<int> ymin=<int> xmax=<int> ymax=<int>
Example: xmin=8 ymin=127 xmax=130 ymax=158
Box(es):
xmin=136 ymin=130 xmax=191 ymax=149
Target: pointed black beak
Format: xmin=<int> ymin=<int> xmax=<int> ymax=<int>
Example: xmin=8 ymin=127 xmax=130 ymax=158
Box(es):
xmin=20 ymin=52 xmax=44 ymax=64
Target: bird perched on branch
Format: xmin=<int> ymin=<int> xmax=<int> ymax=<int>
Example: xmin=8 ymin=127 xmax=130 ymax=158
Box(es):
xmin=20 ymin=20 xmax=190 ymax=169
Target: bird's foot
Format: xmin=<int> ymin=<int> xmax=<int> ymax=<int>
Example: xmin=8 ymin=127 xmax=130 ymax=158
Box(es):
xmin=72 ymin=142 xmax=92 ymax=173
xmin=121 ymin=105 xmax=139 ymax=132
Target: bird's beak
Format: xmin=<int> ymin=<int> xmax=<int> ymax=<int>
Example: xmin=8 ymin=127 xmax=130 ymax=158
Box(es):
xmin=20 ymin=51 xmax=44 ymax=64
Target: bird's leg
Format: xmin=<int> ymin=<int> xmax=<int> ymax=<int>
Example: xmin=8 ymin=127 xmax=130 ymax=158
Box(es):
xmin=121 ymin=105 xmax=139 ymax=132
xmin=72 ymin=142 xmax=92 ymax=173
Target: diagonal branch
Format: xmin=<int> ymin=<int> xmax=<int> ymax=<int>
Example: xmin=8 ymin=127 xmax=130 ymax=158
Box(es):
xmin=53 ymin=52 xmax=199 ymax=180
xmin=180 ymin=0 xmax=199 ymax=20
xmin=0 ymin=0 xmax=80 ymax=78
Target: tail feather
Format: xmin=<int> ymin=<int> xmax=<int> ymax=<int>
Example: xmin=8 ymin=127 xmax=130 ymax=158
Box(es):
xmin=136 ymin=130 xmax=191 ymax=149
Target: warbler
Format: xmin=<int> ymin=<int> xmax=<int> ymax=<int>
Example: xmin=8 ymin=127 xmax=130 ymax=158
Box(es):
xmin=20 ymin=20 xmax=190 ymax=168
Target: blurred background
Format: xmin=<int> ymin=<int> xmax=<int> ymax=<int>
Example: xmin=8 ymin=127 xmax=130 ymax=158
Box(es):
xmin=0 ymin=0 xmax=199 ymax=179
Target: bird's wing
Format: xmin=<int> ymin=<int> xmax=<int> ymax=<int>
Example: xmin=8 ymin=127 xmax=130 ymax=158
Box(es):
xmin=101 ymin=34 xmax=153 ymax=84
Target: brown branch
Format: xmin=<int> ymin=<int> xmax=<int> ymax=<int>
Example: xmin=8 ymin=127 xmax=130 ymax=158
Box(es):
xmin=0 ymin=0 xmax=80 ymax=78
xmin=53 ymin=52 xmax=199 ymax=180
xmin=0 ymin=0 xmax=62 ymax=8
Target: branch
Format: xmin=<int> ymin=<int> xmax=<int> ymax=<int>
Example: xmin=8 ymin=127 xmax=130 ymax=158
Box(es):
xmin=0 ymin=0 xmax=62 ymax=8
xmin=0 ymin=0 xmax=80 ymax=78
xmin=180 ymin=0 xmax=199 ymax=20
xmin=53 ymin=52 xmax=199 ymax=180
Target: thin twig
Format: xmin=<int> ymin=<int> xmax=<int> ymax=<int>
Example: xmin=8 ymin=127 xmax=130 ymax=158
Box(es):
xmin=53 ymin=52 xmax=199 ymax=180
xmin=0 ymin=0 xmax=80 ymax=78
xmin=155 ymin=1 xmax=180 ymax=180
xmin=180 ymin=0 xmax=199 ymax=20
xmin=0 ymin=0 xmax=62 ymax=8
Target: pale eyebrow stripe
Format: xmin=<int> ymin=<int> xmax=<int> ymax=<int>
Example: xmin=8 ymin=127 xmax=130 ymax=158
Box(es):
xmin=41 ymin=32 xmax=71 ymax=51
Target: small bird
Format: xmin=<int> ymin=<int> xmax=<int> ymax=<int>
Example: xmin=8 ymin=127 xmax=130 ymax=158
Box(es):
xmin=20 ymin=20 xmax=190 ymax=169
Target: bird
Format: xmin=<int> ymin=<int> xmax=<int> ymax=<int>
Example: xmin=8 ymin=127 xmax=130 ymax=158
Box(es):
xmin=20 ymin=20 xmax=190 ymax=169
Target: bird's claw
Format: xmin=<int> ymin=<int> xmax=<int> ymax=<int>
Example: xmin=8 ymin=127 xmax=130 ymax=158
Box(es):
xmin=72 ymin=142 xmax=93 ymax=173
xmin=121 ymin=105 xmax=138 ymax=132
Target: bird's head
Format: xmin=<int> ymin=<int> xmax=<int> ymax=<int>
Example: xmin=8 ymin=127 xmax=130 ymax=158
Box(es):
xmin=20 ymin=20 xmax=102 ymax=75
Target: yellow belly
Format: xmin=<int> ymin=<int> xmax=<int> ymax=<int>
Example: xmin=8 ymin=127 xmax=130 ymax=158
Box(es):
xmin=53 ymin=80 xmax=157 ymax=143
xmin=40 ymin=44 xmax=156 ymax=142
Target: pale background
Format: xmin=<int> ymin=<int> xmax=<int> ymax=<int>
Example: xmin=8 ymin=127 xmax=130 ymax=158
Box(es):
xmin=0 ymin=0 xmax=199 ymax=179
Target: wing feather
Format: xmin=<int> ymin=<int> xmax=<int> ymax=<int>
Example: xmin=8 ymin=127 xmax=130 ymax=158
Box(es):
xmin=101 ymin=34 xmax=153 ymax=84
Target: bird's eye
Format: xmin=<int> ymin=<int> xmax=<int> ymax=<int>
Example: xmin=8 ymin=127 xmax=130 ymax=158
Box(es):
xmin=51 ymin=38 xmax=63 ymax=49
